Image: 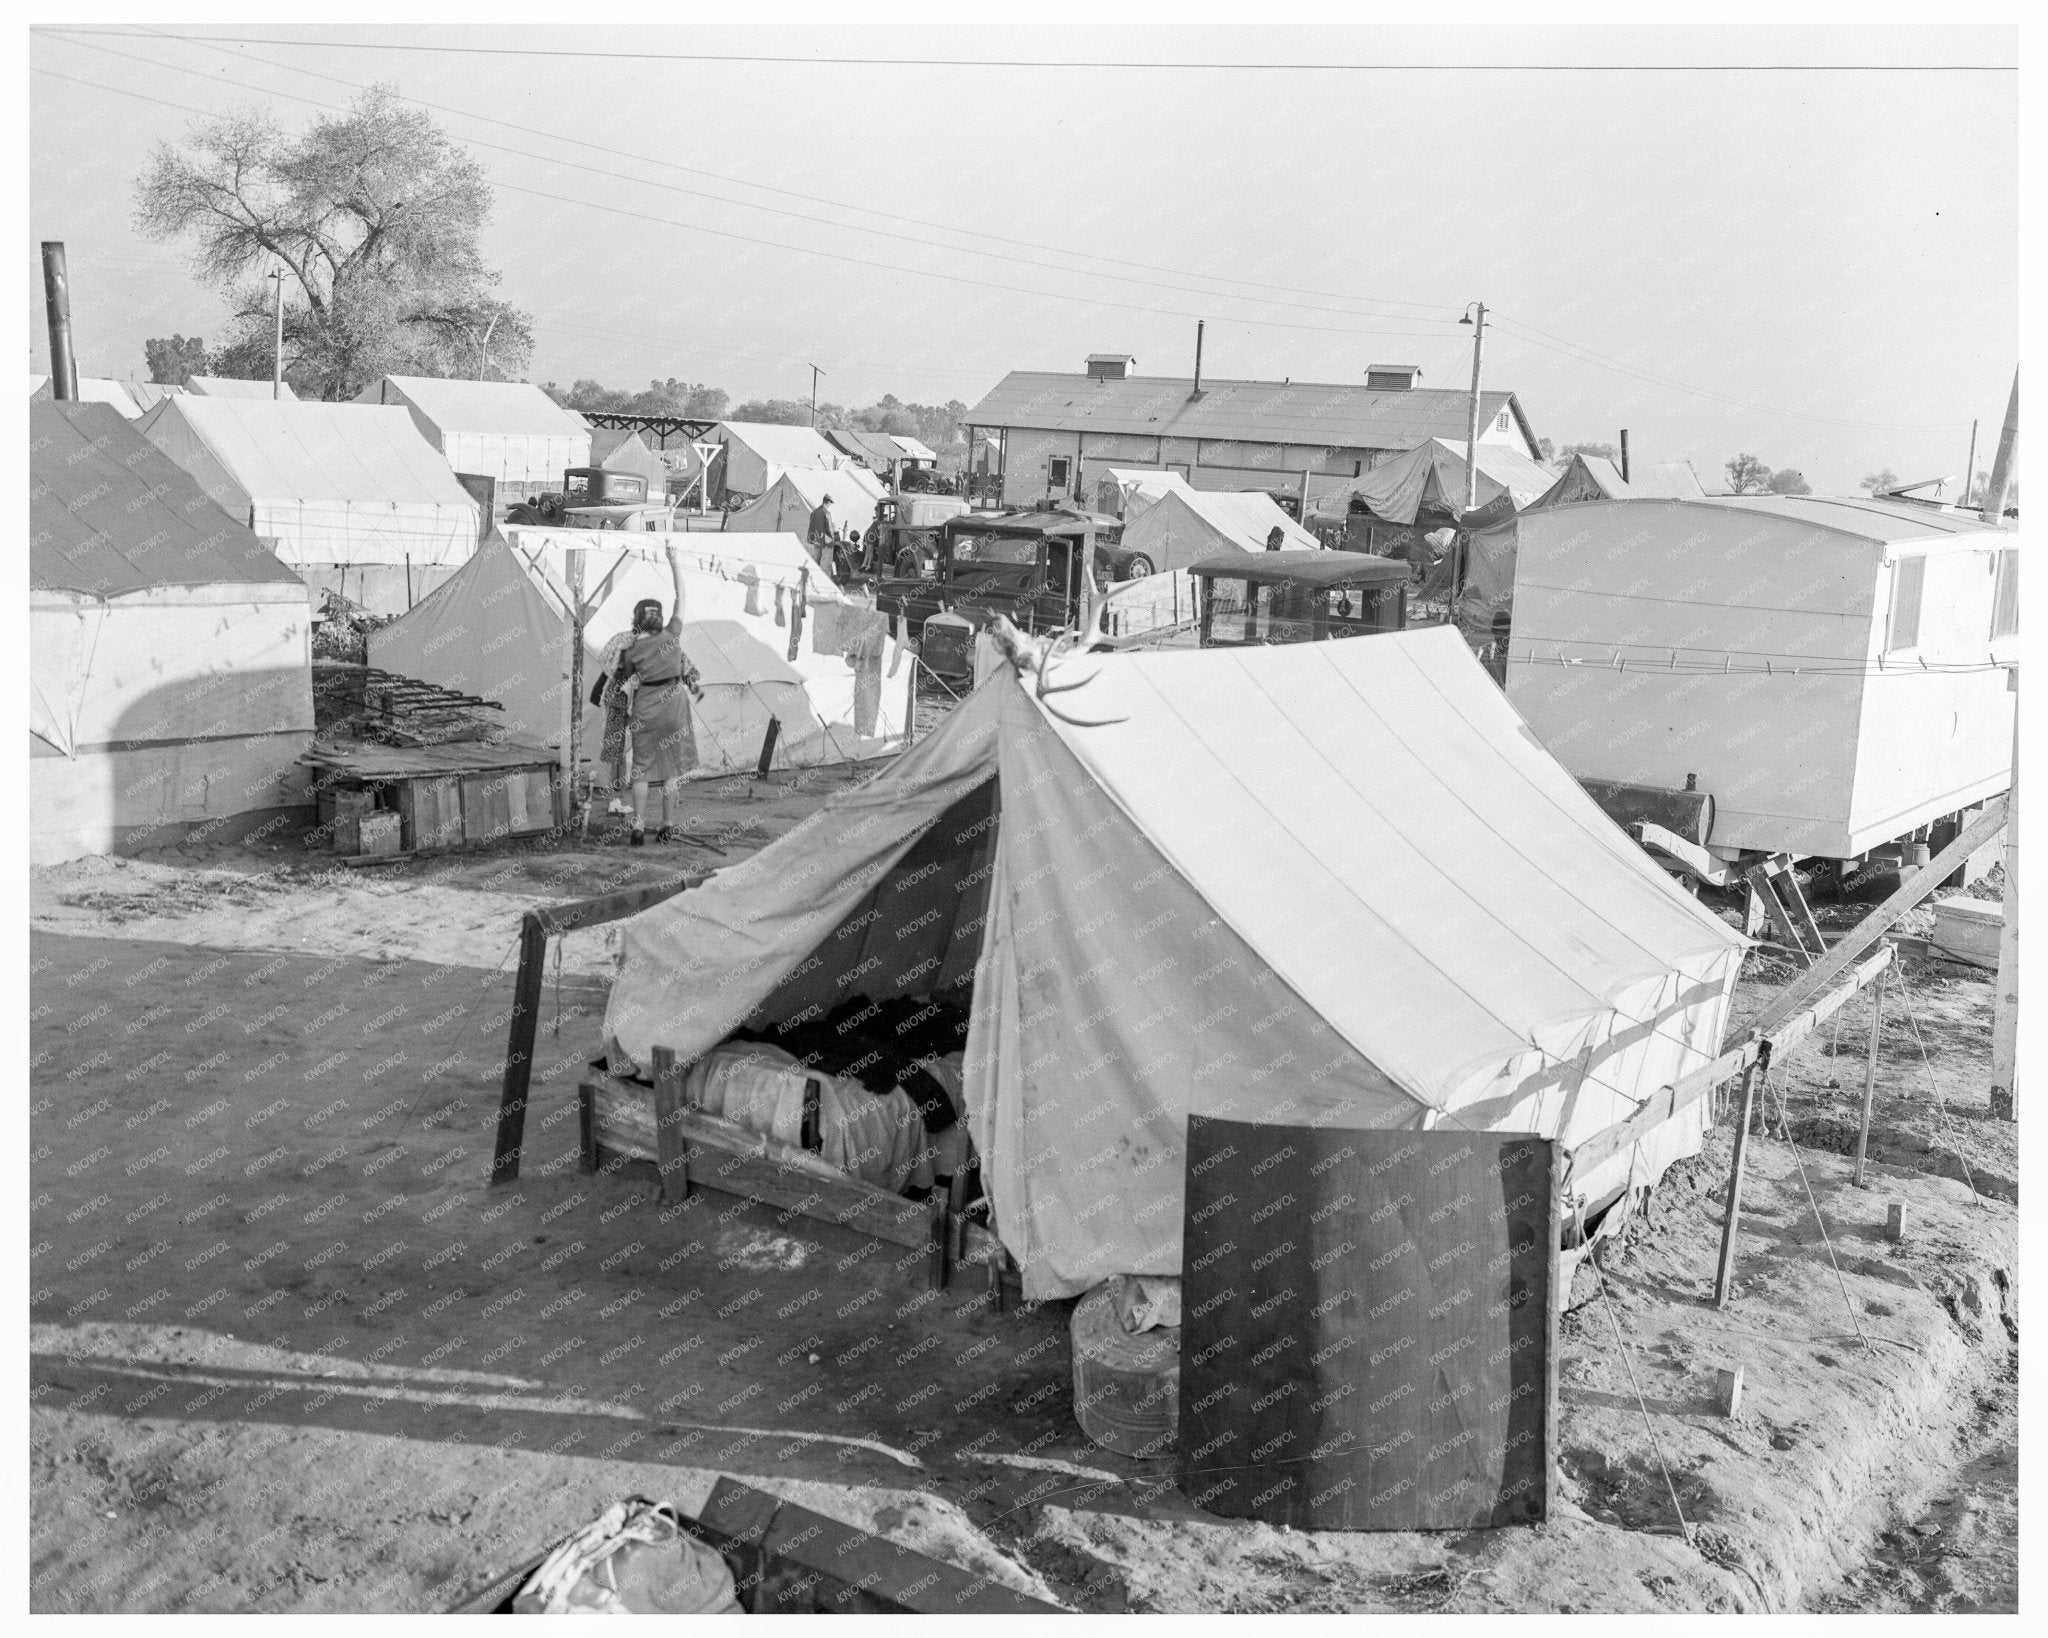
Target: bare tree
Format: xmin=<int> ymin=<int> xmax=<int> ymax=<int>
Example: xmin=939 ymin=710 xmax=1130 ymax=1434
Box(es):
xmin=134 ymin=88 xmax=530 ymax=400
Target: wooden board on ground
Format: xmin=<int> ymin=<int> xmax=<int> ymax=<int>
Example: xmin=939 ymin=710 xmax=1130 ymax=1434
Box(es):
xmin=582 ymin=1075 xmax=942 ymax=1252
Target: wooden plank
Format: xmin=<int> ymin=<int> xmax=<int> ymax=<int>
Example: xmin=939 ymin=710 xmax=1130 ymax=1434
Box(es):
xmin=532 ymin=874 xmax=700 ymax=937
xmin=1853 ymin=964 xmax=1887 ymax=1186
xmin=492 ymin=913 xmax=548 ymax=1186
xmin=523 ymin=769 xmax=557 ymax=833
xmin=650 ymin=1047 xmax=691 ymax=1202
xmin=584 ymin=1077 xmax=941 ymax=1251
xmin=1751 ymin=798 xmax=2008 ymax=1037
xmin=505 ymin=769 xmax=531 ymax=834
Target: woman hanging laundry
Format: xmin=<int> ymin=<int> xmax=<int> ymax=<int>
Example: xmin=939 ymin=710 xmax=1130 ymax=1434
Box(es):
xmin=612 ymin=546 xmax=705 ymax=847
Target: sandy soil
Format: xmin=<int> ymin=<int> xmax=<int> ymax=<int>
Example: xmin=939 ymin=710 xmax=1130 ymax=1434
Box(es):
xmin=29 ymin=776 xmax=2018 ymax=1613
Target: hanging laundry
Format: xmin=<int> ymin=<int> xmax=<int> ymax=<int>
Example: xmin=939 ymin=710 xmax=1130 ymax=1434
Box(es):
xmin=773 ymin=583 xmax=786 ymax=626
xmin=787 ymin=570 xmax=808 ymax=663
xmin=739 ymin=565 xmax=762 ymax=617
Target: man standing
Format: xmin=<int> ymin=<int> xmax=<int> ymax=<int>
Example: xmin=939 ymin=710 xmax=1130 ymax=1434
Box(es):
xmin=807 ymin=492 xmax=837 ymax=567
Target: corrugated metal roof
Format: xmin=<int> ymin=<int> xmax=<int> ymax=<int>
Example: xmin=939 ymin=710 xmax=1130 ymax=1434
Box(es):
xmin=966 ymin=369 xmax=1534 ymax=455
xmin=358 ymin=376 xmax=588 ymax=437
xmin=31 ymin=401 xmax=303 ymax=596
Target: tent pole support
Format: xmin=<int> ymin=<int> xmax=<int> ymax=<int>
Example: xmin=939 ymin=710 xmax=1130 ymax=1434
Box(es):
xmin=566 ymin=547 xmax=586 ymax=830
xmin=1713 ymin=1044 xmax=1771 ymax=1306
xmin=492 ymin=911 xmax=548 ymax=1185
xmin=1853 ymin=965 xmax=1886 ymax=1185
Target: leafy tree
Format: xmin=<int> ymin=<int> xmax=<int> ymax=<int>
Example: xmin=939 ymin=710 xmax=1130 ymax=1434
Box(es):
xmin=143 ymin=334 xmax=208 ymax=386
xmin=1765 ymin=468 xmax=1812 ymax=495
xmin=134 ymin=87 xmax=531 ymax=400
xmin=1725 ymin=453 xmax=1773 ymax=494
xmin=731 ymin=397 xmax=846 ymax=428
xmin=1536 ymin=437 xmax=1553 ymax=461
xmin=1861 ymin=468 xmax=1900 ymax=495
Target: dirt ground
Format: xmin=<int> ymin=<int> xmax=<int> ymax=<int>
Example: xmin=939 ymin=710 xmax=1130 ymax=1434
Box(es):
xmin=29 ymin=772 xmax=2018 ymax=1613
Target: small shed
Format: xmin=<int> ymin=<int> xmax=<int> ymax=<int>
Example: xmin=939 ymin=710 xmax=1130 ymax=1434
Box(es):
xmin=355 ymin=376 xmax=591 ymax=504
xmin=136 ymin=395 xmax=482 ymax=616
xmin=1506 ymin=495 xmax=2020 ymax=859
xmin=31 ymin=402 xmax=315 ymax=863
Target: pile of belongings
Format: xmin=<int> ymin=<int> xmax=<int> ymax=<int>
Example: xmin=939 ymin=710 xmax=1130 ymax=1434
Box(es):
xmin=512 ymin=1497 xmax=740 ymax=1614
xmin=696 ymin=991 xmax=973 ymax=1199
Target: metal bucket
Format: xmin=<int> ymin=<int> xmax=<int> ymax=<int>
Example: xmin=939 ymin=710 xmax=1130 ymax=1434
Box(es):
xmin=1069 ymin=1282 xmax=1179 ymax=1457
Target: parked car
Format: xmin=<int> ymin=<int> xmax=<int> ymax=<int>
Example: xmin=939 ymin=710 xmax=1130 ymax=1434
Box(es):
xmin=506 ymin=469 xmax=674 ymax=530
xmin=1187 ymin=551 xmax=1408 ymax=647
xmin=872 ymin=509 xmax=1149 ymax=682
xmin=857 ymin=493 xmax=973 ymax=578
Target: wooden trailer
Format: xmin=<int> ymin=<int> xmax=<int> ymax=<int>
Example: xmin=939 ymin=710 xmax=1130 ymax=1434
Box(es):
xmin=1505 ymin=495 xmax=2017 ymax=871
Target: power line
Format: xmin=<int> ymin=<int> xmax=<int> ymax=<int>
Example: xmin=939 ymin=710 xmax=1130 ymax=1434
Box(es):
xmin=61 ymin=25 xmax=1462 ymax=321
xmin=33 ymin=62 xmax=1464 ymax=346
xmin=47 ymin=29 xmax=1459 ymax=330
xmin=35 ymin=29 xmax=2016 ymax=72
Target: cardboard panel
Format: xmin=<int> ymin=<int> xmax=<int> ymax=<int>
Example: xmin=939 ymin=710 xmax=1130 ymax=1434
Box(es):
xmin=1177 ymin=1119 xmax=1558 ymax=1531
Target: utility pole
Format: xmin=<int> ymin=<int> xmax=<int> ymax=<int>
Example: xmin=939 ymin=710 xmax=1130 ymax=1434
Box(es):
xmin=270 ymin=266 xmax=286 ymax=399
xmin=1619 ymin=429 xmax=1631 ymax=484
xmin=41 ymin=242 xmax=78 ymax=401
xmin=808 ymin=363 xmax=824 ymax=428
xmin=1962 ymin=418 xmax=1979 ymax=509
xmin=1460 ymin=302 xmax=1488 ymax=514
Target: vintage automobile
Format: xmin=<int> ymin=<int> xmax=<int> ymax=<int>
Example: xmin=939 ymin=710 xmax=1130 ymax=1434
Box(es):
xmin=872 ymin=509 xmax=1150 ymax=682
xmin=857 ymin=493 xmax=973 ymax=578
xmin=506 ymin=469 xmax=675 ymax=530
xmin=1187 ymin=550 xmax=1409 ymax=647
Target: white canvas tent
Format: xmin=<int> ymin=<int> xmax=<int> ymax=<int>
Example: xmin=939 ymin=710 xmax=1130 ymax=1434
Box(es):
xmin=1326 ymin=437 xmax=1557 ymax=528
xmin=724 ymin=466 xmax=882 ymax=543
xmin=375 ymin=528 xmax=914 ymax=771
xmin=1458 ymin=452 xmax=1635 ymax=639
xmin=136 ymin=395 xmax=480 ymax=577
xmin=355 ymin=375 xmax=591 ymax=501
xmin=1100 ymin=466 xmax=1196 ymax=521
xmin=31 ymin=402 xmax=314 ymax=864
xmin=1118 ymin=487 xmax=1321 ymax=572
xmin=29 ymin=375 xmax=143 ymax=417
xmin=604 ymin=629 xmax=1745 ymax=1299
xmin=187 ymin=374 xmax=299 ymax=400
xmin=715 ymin=421 xmax=865 ymax=497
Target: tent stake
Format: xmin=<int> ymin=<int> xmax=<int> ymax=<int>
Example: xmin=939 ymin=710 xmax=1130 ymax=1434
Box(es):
xmin=1713 ymin=1044 xmax=1771 ymax=1306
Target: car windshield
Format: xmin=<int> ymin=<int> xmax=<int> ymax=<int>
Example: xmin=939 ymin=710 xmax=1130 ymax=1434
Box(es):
xmin=951 ymin=533 xmax=1038 ymax=565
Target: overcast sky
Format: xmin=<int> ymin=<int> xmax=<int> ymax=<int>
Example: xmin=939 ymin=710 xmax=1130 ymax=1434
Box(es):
xmin=29 ymin=23 xmax=2016 ymax=493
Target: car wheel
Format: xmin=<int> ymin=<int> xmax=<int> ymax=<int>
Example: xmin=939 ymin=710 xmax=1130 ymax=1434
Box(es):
xmin=1120 ymin=554 xmax=1153 ymax=581
xmin=896 ymin=549 xmax=922 ymax=578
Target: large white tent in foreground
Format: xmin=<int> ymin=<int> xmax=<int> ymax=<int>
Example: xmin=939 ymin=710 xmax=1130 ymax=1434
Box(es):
xmin=603 ymin=629 xmax=1745 ymax=1299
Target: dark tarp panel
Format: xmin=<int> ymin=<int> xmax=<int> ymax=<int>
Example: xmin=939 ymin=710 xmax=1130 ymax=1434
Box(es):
xmin=1178 ymin=1120 xmax=1558 ymax=1530
xmin=30 ymin=401 xmax=301 ymax=596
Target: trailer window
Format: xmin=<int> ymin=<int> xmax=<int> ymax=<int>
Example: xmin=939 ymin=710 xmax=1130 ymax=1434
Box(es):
xmin=1990 ymin=549 xmax=2019 ymax=639
xmin=1886 ymin=557 xmax=1926 ymax=653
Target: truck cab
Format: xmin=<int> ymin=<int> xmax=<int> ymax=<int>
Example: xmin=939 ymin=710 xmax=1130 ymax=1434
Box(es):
xmin=506 ymin=469 xmax=674 ymax=530
xmin=872 ymin=509 xmax=1147 ymax=681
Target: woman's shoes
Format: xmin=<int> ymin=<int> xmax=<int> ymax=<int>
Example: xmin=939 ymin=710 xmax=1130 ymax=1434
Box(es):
xmin=629 ymin=829 xmax=646 ymax=848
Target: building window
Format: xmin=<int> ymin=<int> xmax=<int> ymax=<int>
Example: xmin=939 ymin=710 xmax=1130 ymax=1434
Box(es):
xmin=1048 ymin=455 xmax=1071 ymax=490
xmin=1495 ymin=410 xmax=1509 ymax=431
xmin=1886 ymin=556 xmax=1926 ymax=653
xmin=1353 ymin=459 xmax=1363 ymax=477
xmin=1991 ymin=549 xmax=2019 ymax=639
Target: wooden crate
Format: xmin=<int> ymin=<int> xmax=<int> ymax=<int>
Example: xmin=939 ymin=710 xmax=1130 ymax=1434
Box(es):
xmin=398 ymin=777 xmax=464 ymax=851
xmin=461 ymin=773 xmax=515 ymax=845
xmin=359 ymin=812 xmax=402 ymax=857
